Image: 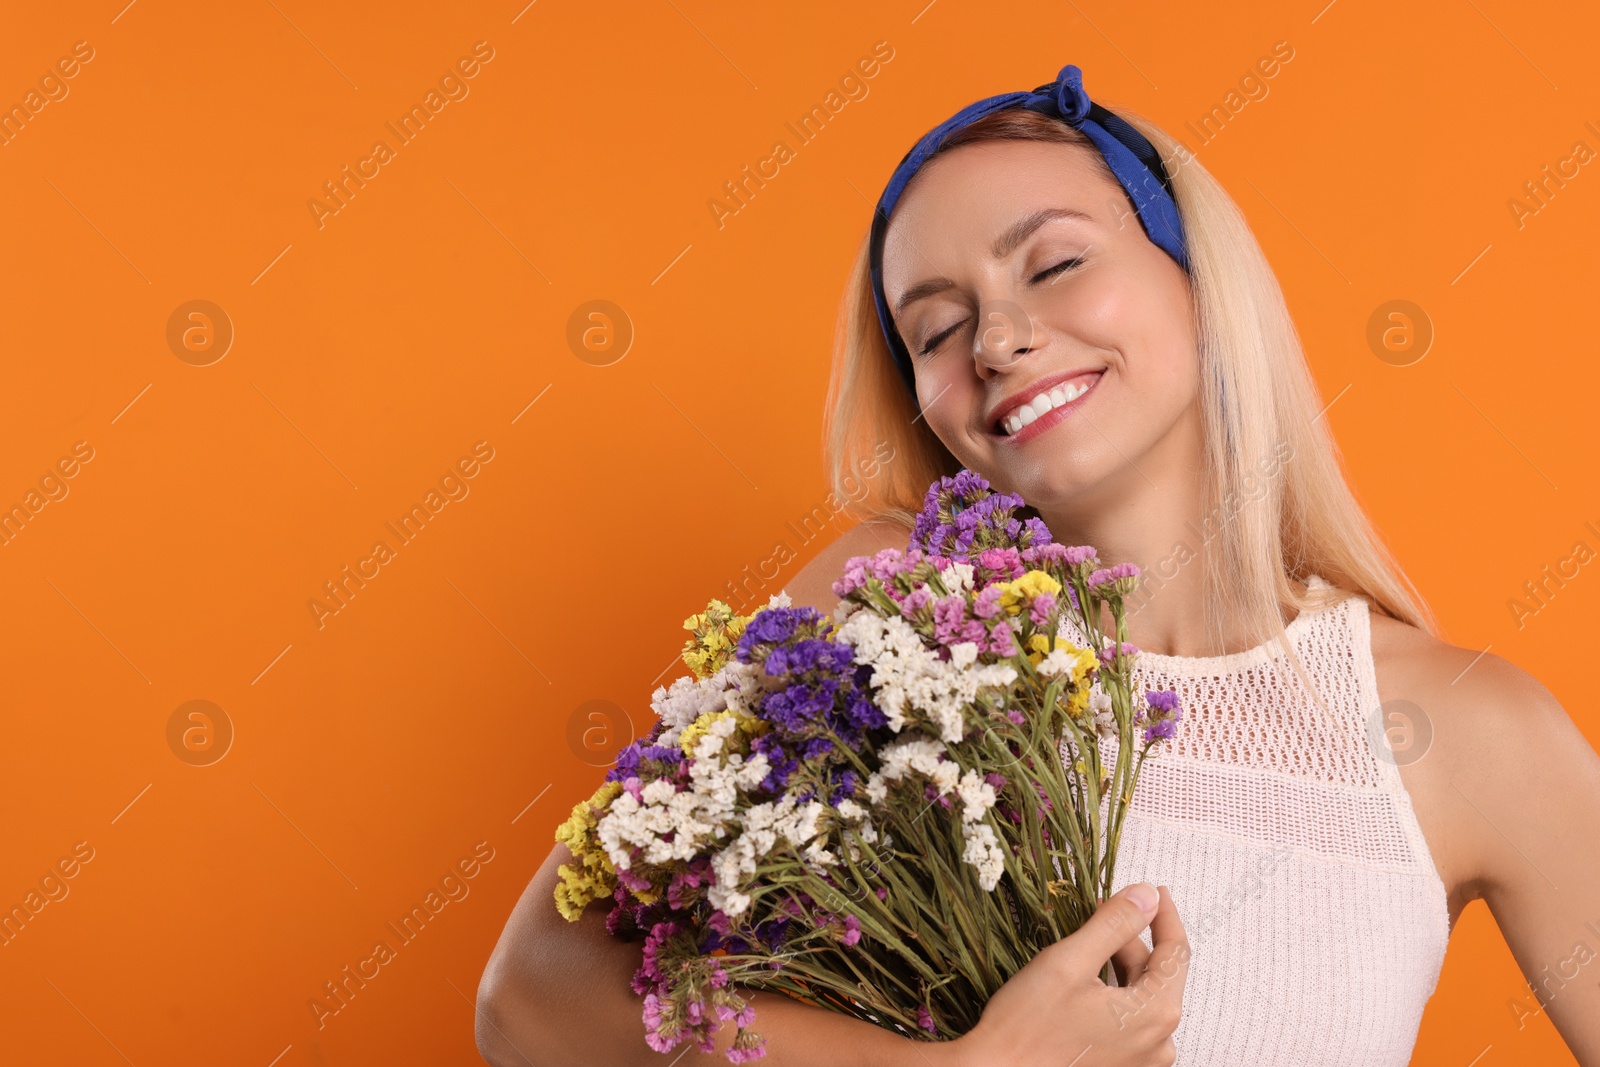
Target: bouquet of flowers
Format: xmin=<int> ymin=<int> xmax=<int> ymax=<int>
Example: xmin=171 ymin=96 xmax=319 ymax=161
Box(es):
xmin=552 ymin=470 xmax=1181 ymax=1061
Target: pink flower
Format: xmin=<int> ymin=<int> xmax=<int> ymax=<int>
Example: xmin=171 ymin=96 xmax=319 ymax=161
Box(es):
xmin=986 ymin=621 xmax=1018 ymax=657
xmin=1088 ymin=562 xmax=1141 ymax=589
xmin=1028 ymin=591 xmax=1057 ymax=626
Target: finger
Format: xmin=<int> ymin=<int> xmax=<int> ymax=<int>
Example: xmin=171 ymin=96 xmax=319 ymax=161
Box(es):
xmin=1054 ymin=882 xmax=1159 ymax=977
xmin=1110 ymin=930 xmax=1151 ymax=985
xmin=1132 ymin=886 xmax=1191 ymax=1002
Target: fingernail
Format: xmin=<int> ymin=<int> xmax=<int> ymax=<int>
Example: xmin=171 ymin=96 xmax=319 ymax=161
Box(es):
xmin=1125 ymin=882 xmax=1158 ymax=916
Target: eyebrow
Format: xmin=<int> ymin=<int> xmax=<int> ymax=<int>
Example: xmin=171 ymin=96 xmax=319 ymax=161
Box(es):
xmin=892 ymin=207 xmax=1095 ymax=315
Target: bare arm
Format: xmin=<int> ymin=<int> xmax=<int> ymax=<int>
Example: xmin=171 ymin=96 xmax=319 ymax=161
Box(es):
xmin=474 ymin=843 xmax=951 ymax=1067
xmin=1436 ymin=653 xmax=1600 ymax=1063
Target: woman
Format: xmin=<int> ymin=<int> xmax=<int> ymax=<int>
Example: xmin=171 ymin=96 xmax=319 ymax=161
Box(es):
xmin=476 ymin=64 xmax=1600 ymax=1066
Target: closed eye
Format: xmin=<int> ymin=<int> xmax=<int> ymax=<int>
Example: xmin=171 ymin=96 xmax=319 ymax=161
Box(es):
xmin=1033 ymin=257 xmax=1083 ymax=283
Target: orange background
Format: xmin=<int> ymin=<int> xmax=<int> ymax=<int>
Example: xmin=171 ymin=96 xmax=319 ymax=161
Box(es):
xmin=2 ymin=1 xmax=1596 ymax=1063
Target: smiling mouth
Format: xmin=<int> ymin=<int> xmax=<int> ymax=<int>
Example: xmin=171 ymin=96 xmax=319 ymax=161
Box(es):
xmin=992 ymin=370 xmax=1104 ymax=438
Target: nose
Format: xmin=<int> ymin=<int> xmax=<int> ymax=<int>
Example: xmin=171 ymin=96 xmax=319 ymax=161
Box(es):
xmin=971 ymin=297 xmax=1040 ymax=379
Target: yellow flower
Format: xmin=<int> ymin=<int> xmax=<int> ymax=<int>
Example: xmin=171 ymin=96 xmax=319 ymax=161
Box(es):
xmin=996 ymin=570 xmax=1063 ymax=615
xmin=1026 ymin=634 xmax=1098 ymax=718
xmin=553 ymin=780 xmax=622 ymax=921
xmin=1026 ymin=632 xmax=1052 ymax=667
xmin=680 ymin=599 xmax=753 ymax=679
xmin=680 ymin=709 xmax=770 ymax=757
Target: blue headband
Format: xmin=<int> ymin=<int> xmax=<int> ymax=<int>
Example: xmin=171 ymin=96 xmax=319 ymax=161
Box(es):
xmin=868 ymin=63 xmax=1190 ymax=403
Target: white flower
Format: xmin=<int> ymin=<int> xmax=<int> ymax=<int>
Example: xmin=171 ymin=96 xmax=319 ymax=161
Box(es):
xmin=640 ymin=778 xmax=678 ymax=805
xmin=864 ymin=774 xmax=889 ymax=803
xmin=767 ymin=590 xmax=793 ymax=609
xmin=1037 ymin=648 xmax=1076 ymax=677
xmin=650 ymin=661 xmax=762 ymax=748
xmin=961 ymin=821 xmax=1005 ymax=890
xmin=1090 ymin=688 xmax=1116 ymax=739
xmin=956 ymin=768 xmax=997 ymax=822
xmin=948 ymin=642 xmax=979 ymax=670
xmin=839 ymin=612 xmax=1016 ymax=743
xmin=708 ymin=884 xmax=751 ymax=916
xmin=803 ymin=837 xmax=838 ymax=868
xmin=942 ymin=562 xmax=976 ymax=595
xmin=877 ymin=737 xmax=947 ymax=780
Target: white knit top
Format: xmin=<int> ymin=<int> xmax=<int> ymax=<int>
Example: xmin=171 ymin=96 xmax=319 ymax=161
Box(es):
xmin=1059 ymin=576 xmax=1451 ymax=1064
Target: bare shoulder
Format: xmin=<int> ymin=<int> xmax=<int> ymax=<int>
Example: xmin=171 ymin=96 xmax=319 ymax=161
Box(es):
xmin=1367 ymin=609 xmax=1566 ymax=762
xmin=1366 ymin=608 xmax=1585 ymax=910
xmin=784 ymin=518 xmax=914 ymax=615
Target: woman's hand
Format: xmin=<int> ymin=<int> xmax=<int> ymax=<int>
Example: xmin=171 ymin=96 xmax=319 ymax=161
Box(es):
xmin=935 ymin=883 xmax=1190 ymax=1067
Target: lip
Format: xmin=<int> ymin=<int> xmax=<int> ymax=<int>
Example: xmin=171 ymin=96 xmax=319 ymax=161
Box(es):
xmin=985 ymin=368 xmax=1104 ymax=427
xmin=987 ymin=369 xmax=1105 ymax=442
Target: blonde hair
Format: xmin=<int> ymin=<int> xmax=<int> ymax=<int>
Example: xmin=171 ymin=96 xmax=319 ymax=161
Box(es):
xmin=823 ymin=105 xmax=1439 ymax=658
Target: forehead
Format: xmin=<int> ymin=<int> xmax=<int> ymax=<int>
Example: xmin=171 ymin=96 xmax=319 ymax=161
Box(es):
xmin=881 ymin=140 xmax=1120 ymax=276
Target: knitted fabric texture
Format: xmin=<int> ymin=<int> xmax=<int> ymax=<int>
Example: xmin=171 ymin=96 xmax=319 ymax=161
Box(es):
xmin=1059 ymin=575 xmax=1450 ymax=1064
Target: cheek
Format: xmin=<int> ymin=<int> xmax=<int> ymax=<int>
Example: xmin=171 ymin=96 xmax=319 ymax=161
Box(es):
xmin=915 ymin=368 xmax=983 ymax=455
xmin=1081 ymin=269 xmax=1198 ymax=401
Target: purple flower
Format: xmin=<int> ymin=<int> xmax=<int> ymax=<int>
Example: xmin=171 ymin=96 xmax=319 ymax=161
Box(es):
xmin=605 ymin=743 xmax=685 ymax=784
xmin=917 ymin=1005 xmax=936 ymax=1034
xmin=1140 ymin=689 xmax=1183 ymax=745
xmin=828 ymin=770 xmax=858 ymax=805
xmin=1146 ymin=690 xmax=1181 ymax=713
xmin=910 ymin=469 xmax=1052 ymax=560
xmin=1142 ymin=719 xmax=1179 ymax=743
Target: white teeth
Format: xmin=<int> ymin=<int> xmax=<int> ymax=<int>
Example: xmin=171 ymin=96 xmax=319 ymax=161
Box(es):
xmin=1000 ymin=377 xmax=1093 ymax=435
